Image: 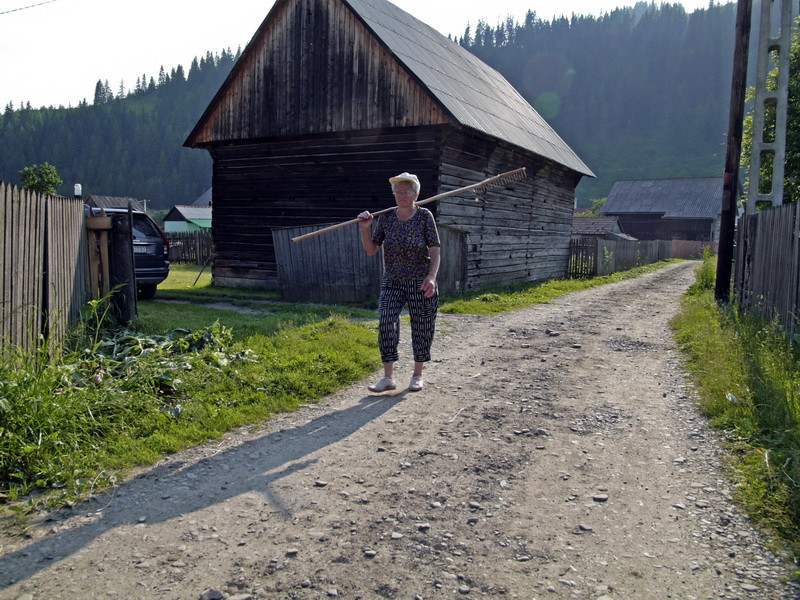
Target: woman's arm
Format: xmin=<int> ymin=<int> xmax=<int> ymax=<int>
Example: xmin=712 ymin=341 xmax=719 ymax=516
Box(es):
xmin=421 ymin=246 xmax=440 ymax=297
xmin=358 ymin=211 xmax=380 ymax=256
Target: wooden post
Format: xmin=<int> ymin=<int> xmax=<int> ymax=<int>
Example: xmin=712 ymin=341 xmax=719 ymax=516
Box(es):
xmin=109 ymin=210 xmax=137 ymax=324
xmin=716 ymin=0 xmax=752 ymax=303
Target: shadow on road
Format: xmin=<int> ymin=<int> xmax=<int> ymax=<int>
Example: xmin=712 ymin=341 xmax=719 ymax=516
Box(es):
xmin=0 ymin=393 xmax=404 ymax=589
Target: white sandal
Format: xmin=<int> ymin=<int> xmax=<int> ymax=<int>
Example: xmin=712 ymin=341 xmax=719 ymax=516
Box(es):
xmin=368 ymin=377 xmax=397 ymax=393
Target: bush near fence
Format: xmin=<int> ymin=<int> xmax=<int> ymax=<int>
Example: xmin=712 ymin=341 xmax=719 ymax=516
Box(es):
xmin=166 ymin=231 xmax=212 ymax=265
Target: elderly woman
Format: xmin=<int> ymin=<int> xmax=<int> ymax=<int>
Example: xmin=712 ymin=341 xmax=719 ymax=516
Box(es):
xmin=358 ymin=172 xmax=441 ymax=393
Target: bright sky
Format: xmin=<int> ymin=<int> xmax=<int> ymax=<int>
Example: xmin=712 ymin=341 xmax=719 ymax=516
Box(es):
xmin=0 ymin=0 xmax=725 ymax=110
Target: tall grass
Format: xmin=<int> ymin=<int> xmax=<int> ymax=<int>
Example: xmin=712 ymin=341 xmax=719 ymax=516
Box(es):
xmin=671 ymin=252 xmax=800 ymax=560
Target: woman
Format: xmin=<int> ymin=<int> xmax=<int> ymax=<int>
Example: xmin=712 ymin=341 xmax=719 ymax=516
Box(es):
xmin=358 ymin=172 xmax=441 ymax=393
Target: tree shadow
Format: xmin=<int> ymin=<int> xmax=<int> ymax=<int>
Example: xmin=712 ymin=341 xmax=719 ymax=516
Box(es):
xmin=0 ymin=393 xmax=405 ymax=589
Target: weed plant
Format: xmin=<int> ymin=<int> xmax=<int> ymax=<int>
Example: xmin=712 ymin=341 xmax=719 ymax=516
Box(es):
xmin=0 ymin=292 xmax=379 ymax=509
xmin=671 ymin=252 xmax=800 ymax=561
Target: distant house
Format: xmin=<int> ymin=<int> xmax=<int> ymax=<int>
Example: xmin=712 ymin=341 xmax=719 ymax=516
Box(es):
xmin=601 ymin=178 xmax=723 ymax=242
xmin=192 ymin=188 xmax=212 ymax=207
xmin=86 ymin=195 xmax=145 ymax=212
xmin=163 ymin=205 xmax=212 ymax=233
xmin=183 ymin=0 xmax=593 ymax=294
xmin=571 ymin=216 xmax=634 ymax=240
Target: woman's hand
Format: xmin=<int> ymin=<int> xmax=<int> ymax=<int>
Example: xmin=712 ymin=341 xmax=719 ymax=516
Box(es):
xmin=357 ymin=211 xmax=373 ymax=230
xmin=421 ymin=276 xmax=437 ymax=298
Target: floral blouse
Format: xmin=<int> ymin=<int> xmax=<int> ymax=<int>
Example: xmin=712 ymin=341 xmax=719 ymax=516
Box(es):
xmin=371 ymin=207 xmax=440 ymax=280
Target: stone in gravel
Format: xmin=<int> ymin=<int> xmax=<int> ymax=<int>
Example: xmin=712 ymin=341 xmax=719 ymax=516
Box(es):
xmin=327 ymin=589 xmax=339 ymax=597
xmin=579 ymin=524 xmax=593 ymax=532
xmin=592 ymin=494 xmax=609 ymax=503
xmin=391 ymin=532 xmax=404 ymax=539
xmin=199 ymin=590 xmax=225 ymax=600
xmin=285 ymin=547 xmax=299 ymax=556
xmin=458 ymin=585 xmax=471 ymax=594
xmin=315 ymin=480 xmax=329 ymax=487
xmin=228 ymin=595 xmax=254 ymax=600
xmin=740 ymin=584 xmax=760 ymax=592
xmin=418 ymin=522 xmax=432 ymax=531
xmin=468 ymin=501 xmax=483 ymax=510
xmin=364 ymin=549 xmax=377 ymax=558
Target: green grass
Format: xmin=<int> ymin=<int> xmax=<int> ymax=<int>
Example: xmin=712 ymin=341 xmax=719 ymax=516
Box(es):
xmin=671 ymin=253 xmax=800 ymax=562
xmin=439 ymin=259 xmax=680 ymax=314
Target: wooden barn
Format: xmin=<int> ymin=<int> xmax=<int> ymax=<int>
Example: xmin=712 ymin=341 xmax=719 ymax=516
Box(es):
xmin=184 ymin=0 xmax=593 ymax=296
xmin=601 ymin=178 xmax=724 ymax=242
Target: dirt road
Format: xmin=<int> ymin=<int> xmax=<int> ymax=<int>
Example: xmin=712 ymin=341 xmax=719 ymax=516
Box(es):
xmin=1 ymin=261 xmax=798 ymax=600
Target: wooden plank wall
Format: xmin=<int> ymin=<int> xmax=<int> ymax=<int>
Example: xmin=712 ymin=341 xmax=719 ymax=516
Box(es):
xmin=210 ymin=128 xmax=440 ymax=288
xmin=0 ymin=182 xmax=87 ymax=352
xmin=734 ymin=203 xmax=800 ymax=334
xmin=436 ymin=132 xmax=579 ymax=290
xmin=273 ymin=223 xmax=382 ymax=303
xmin=189 ymin=0 xmax=451 ymax=145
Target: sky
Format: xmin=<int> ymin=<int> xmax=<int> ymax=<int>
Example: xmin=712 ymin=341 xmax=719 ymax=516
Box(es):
xmin=0 ymin=0 xmax=724 ymax=111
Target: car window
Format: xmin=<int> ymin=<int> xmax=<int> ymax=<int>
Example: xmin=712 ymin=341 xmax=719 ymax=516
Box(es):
xmin=131 ymin=214 xmax=160 ymax=239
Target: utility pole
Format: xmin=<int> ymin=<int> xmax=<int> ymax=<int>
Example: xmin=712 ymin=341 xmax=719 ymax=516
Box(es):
xmin=716 ymin=0 xmax=753 ymax=303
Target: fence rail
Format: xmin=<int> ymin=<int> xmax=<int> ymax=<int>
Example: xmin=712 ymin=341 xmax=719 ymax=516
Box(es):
xmin=167 ymin=231 xmax=212 ymax=265
xmin=567 ymin=237 xmax=716 ymax=278
xmin=1 ymin=182 xmax=88 ymax=352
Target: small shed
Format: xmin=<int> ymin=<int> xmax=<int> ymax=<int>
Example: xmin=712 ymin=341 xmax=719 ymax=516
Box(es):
xmin=86 ymin=195 xmax=145 ymax=212
xmin=163 ymin=205 xmax=212 ymax=233
xmin=184 ymin=0 xmax=593 ymax=296
xmin=601 ymin=178 xmax=723 ymax=242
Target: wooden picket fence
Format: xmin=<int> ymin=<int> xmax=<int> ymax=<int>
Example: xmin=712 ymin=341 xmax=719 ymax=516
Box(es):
xmin=734 ymin=203 xmax=800 ymax=335
xmin=0 ymin=181 xmax=88 ymax=353
xmin=568 ymin=237 xmax=716 ymax=278
xmin=166 ymin=231 xmax=212 ymax=265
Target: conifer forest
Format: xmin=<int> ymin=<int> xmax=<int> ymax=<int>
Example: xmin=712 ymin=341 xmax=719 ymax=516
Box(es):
xmin=0 ymin=3 xmax=739 ymax=209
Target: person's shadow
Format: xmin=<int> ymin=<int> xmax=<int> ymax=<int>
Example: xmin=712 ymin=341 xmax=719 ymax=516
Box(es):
xmin=0 ymin=392 xmax=405 ymax=589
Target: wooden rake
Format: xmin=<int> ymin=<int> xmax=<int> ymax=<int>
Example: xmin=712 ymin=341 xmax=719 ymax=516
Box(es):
xmin=291 ymin=167 xmax=527 ymax=242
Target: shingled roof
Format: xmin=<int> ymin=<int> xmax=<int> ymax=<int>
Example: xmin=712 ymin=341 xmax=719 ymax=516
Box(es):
xmin=343 ymin=0 xmax=592 ymax=176
xmin=602 ymin=178 xmax=723 ymax=219
xmin=185 ymin=0 xmax=592 ymax=178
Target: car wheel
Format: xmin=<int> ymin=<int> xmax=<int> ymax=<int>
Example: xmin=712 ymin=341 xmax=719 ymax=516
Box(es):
xmin=138 ymin=284 xmax=157 ymax=300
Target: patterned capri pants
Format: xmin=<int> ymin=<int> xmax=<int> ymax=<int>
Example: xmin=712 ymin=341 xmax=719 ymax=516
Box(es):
xmin=377 ymin=278 xmax=438 ymax=364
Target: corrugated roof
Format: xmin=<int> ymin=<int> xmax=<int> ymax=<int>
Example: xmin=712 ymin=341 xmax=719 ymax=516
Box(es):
xmin=572 ymin=216 xmax=621 ymax=235
xmin=192 ymin=188 xmax=212 ymax=206
xmin=86 ymin=195 xmax=145 ymax=212
xmin=166 ymin=205 xmax=213 ymax=222
xmin=601 ymin=178 xmax=723 ymax=220
xmin=345 ymin=0 xmax=593 ymax=177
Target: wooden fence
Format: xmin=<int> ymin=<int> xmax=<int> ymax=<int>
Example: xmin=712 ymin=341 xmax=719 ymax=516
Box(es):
xmin=1 ymin=182 xmax=88 ymax=353
xmin=167 ymin=231 xmax=212 ymax=265
xmin=734 ymin=203 xmax=800 ymax=335
xmin=568 ymin=237 xmax=716 ymax=278
xmin=273 ymin=224 xmax=468 ymax=303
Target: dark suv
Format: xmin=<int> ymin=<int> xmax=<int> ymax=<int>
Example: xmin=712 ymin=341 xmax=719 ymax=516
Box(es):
xmin=86 ymin=206 xmax=170 ymax=299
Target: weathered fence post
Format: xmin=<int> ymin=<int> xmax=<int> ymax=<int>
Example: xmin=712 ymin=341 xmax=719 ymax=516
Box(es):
xmin=109 ymin=210 xmax=137 ymax=324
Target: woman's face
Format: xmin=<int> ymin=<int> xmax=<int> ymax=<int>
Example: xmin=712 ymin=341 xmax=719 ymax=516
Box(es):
xmin=393 ymin=182 xmax=418 ymax=208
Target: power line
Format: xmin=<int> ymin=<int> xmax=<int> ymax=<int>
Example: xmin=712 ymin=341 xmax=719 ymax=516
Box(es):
xmin=0 ymin=0 xmax=60 ymax=16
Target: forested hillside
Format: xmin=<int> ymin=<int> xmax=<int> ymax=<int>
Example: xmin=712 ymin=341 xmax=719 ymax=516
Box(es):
xmin=0 ymin=50 xmax=240 ymax=210
xmin=0 ymin=2 xmax=737 ymax=209
xmin=459 ymin=1 xmax=738 ymax=201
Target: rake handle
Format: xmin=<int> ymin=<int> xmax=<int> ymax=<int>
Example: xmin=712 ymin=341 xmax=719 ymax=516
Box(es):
xmin=291 ymin=167 xmax=526 ymax=243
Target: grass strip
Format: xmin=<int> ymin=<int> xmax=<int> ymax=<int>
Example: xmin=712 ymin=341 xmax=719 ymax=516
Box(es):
xmin=670 ymin=254 xmax=800 ymax=563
